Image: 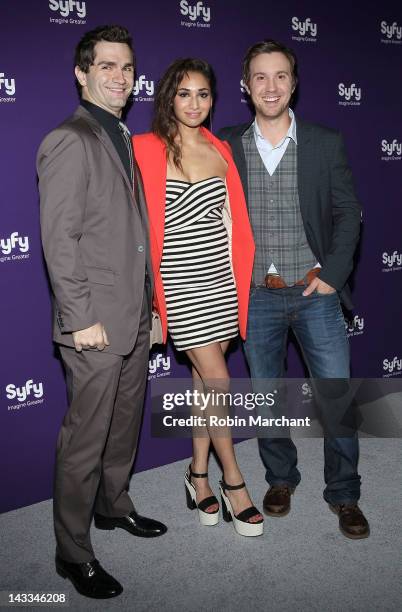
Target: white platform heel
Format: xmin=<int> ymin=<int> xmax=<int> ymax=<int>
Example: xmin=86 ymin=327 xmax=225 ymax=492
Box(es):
xmin=184 ymin=465 xmax=219 ymax=526
xmin=220 ymin=479 xmax=264 ymax=537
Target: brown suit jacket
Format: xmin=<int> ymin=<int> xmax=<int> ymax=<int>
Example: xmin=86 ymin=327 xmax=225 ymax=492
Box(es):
xmin=37 ymin=106 xmax=152 ymax=355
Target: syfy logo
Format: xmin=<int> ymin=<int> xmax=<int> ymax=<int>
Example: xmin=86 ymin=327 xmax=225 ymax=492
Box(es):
xmin=381 ymin=139 xmax=402 ymax=157
xmin=6 ymin=379 xmax=44 ymax=403
xmin=149 ymin=353 xmax=171 ymax=375
xmin=382 ymin=251 xmax=402 ymax=268
xmin=180 ymin=1 xmax=211 ymax=22
xmin=0 ymin=72 xmax=16 ymax=96
xmin=301 ymin=382 xmax=313 ymax=399
xmin=49 ymin=0 xmax=86 ymax=17
xmin=380 ymin=21 xmax=402 ymax=41
xmin=338 ymin=83 xmax=362 ymax=102
xmin=132 ymin=75 xmax=154 ymax=97
xmin=291 ymin=17 xmax=317 ymax=39
xmin=383 ymin=357 xmax=402 ymax=374
xmin=0 ymin=232 xmax=29 ymax=255
xmin=344 ymin=314 xmax=364 ymax=336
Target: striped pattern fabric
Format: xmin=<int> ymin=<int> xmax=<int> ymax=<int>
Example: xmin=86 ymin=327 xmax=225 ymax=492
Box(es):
xmin=160 ymin=177 xmax=238 ymax=351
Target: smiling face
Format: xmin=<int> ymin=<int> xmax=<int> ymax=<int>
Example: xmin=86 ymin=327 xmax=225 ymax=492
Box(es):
xmin=75 ymin=40 xmax=134 ymax=117
xmin=172 ymin=71 xmax=212 ymax=130
xmin=246 ymin=51 xmax=295 ymax=123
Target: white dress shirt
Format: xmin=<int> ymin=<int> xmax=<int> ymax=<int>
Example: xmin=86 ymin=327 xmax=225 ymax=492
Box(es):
xmin=253 ymin=108 xmax=297 ymax=176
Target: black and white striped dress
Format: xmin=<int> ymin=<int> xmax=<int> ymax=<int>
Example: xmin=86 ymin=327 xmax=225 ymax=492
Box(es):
xmin=160 ymin=177 xmax=238 ymax=351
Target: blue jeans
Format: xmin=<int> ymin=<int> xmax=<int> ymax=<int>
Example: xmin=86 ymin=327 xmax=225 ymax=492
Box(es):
xmin=243 ymin=286 xmax=361 ymax=505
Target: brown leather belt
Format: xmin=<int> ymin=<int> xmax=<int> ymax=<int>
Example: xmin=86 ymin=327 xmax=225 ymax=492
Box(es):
xmin=254 ymin=268 xmax=321 ymax=289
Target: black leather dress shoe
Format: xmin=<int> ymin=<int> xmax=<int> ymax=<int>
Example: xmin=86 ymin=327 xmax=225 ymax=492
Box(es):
xmin=55 ymin=555 xmax=123 ymax=599
xmin=94 ymin=510 xmax=168 ymax=537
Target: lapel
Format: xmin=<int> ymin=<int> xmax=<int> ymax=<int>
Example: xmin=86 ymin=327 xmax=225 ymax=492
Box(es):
xmin=296 ymin=118 xmax=313 ymax=221
xmin=218 ymin=123 xmax=251 ymax=203
xmin=233 ymin=125 xmax=251 ymax=203
xmin=133 ymin=160 xmax=148 ymax=222
xmin=73 ymin=106 xmax=134 ymax=196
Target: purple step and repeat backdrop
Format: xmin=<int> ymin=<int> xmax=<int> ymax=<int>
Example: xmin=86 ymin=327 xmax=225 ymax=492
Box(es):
xmin=0 ymin=0 xmax=401 ymax=513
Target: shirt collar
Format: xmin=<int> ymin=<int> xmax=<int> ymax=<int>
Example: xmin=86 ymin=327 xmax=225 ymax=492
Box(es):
xmin=80 ymin=99 xmax=122 ymax=132
xmin=254 ymin=108 xmax=297 ymax=147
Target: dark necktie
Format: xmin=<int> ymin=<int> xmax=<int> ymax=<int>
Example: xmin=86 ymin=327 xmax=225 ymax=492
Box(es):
xmin=118 ymin=121 xmax=134 ymax=188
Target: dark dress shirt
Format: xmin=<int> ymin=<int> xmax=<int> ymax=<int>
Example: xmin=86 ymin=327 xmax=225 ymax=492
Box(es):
xmin=80 ymin=100 xmax=132 ymax=185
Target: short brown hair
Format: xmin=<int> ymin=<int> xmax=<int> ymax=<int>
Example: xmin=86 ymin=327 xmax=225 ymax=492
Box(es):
xmin=242 ymin=39 xmax=298 ymax=87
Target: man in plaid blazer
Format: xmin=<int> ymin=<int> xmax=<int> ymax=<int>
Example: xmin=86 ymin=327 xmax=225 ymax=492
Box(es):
xmin=218 ymin=39 xmax=369 ymax=539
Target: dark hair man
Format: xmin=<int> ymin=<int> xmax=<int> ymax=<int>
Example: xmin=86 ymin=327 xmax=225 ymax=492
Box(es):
xmin=218 ymin=39 xmax=369 ymax=539
xmin=37 ymin=25 xmax=167 ymax=599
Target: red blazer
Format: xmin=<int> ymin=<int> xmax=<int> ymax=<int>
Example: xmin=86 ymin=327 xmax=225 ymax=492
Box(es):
xmin=133 ymin=128 xmax=255 ymax=343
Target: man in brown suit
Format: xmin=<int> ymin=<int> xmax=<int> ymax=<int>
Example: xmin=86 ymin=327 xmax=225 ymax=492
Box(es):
xmin=37 ymin=25 xmax=166 ymax=600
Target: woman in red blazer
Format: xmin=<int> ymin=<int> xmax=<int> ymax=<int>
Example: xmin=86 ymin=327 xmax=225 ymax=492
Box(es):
xmin=133 ymin=58 xmax=262 ymax=537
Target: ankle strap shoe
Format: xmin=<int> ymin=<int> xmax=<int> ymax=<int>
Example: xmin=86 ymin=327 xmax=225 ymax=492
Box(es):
xmin=219 ymin=479 xmax=263 ymax=537
xmin=184 ymin=464 xmax=219 ymax=526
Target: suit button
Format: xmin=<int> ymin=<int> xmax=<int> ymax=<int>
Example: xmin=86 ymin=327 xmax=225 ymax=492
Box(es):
xmin=137 ymin=245 xmax=144 ymax=253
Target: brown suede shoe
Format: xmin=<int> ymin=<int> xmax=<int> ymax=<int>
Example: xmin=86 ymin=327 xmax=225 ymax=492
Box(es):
xmin=263 ymin=485 xmax=294 ymax=517
xmin=329 ymin=504 xmax=370 ymax=539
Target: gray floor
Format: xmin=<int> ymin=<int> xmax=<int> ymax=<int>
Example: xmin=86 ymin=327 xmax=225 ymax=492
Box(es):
xmin=1 ymin=438 xmax=401 ymax=611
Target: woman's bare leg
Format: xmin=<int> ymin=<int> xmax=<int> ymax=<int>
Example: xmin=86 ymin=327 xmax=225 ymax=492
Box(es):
xmin=190 ymin=366 xmax=218 ymax=513
xmin=186 ymin=342 xmax=262 ymax=522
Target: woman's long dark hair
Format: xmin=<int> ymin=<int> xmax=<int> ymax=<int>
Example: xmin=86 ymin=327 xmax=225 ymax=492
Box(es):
xmin=152 ymin=58 xmax=216 ymax=170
